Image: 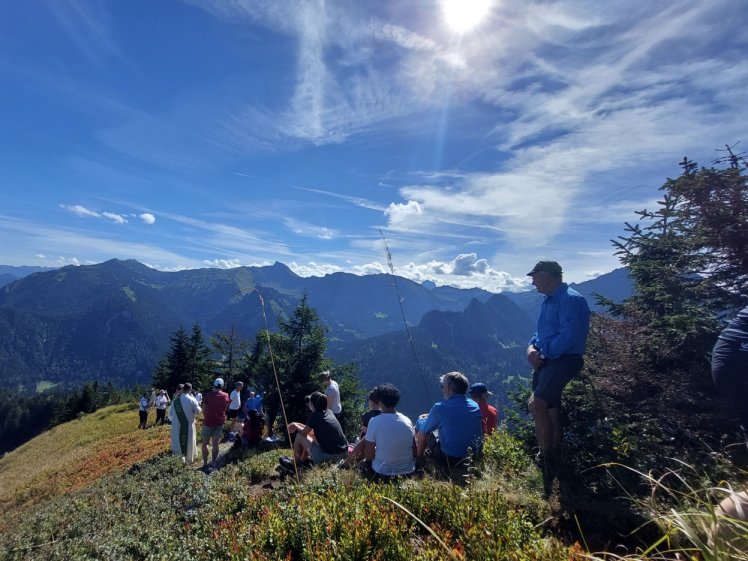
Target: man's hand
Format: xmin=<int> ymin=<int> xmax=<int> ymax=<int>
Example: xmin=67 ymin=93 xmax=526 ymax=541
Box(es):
xmin=527 ymin=346 xmax=544 ymax=370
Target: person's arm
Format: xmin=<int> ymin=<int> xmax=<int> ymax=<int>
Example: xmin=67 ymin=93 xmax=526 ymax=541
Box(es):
xmin=325 ymin=387 xmax=334 ymax=410
xmin=527 ymin=345 xmax=544 ymax=369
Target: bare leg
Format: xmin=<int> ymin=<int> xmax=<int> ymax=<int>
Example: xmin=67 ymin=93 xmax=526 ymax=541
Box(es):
xmin=416 ymin=431 xmax=429 ymax=458
xmin=528 ymin=393 xmax=553 ymax=455
xmin=293 ymin=434 xmax=313 ymax=462
xmin=201 ymin=439 xmax=210 ymax=467
xmin=211 ymin=436 xmax=220 ymax=464
xmin=343 ymin=439 xmax=365 ymax=466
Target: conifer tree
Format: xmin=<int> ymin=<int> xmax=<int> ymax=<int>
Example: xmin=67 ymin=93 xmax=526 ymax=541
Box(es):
xmin=186 ymin=322 xmax=214 ymax=392
xmin=246 ymin=295 xmax=363 ymax=437
xmin=210 ymin=323 xmax=248 ymax=387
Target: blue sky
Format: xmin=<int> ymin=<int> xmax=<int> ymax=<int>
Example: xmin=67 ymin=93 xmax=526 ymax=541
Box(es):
xmin=1 ymin=0 xmax=746 ymax=292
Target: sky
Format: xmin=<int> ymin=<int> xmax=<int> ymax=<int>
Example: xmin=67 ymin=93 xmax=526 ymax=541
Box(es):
xmin=1 ymin=0 xmax=747 ymax=292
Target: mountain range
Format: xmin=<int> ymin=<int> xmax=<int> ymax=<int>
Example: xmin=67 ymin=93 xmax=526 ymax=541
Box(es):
xmin=0 ymin=260 xmax=631 ymax=412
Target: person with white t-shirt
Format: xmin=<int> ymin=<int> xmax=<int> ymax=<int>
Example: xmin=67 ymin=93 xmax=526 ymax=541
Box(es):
xmin=363 ymin=383 xmax=416 ymax=480
xmin=319 ymin=370 xmax=342 ymax=418
xmin=227 ymin=381 xmax=244 ymax=430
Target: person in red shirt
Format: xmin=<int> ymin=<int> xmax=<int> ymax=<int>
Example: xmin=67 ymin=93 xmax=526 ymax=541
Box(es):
xmin=200 ymin=377 xmax=231 ymax=470
xmin=469 ymin=383 xmax=498 ymax=436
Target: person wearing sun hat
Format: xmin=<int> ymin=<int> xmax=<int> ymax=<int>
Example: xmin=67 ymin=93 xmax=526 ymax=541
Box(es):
xmin=154 ymin=389 xmax=170 ymax=425
xmin=525 ymin=260 xmax=590 ymax=481
xmin=469 ymin=383 xmax=498 ymax=436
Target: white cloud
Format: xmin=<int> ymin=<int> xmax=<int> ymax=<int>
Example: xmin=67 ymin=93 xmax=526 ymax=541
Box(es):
xmin=203 ymin=258 xmax=242 ymax=269
xmin=102 ymin=211 xmax=127 ymax=224
xmin=61 ymin=204 xmax=100 ymax=218
xmin=138 ymin=213 xmax=156 ymax=224
xmin=289 ymin=252 xmax=527 ymax=292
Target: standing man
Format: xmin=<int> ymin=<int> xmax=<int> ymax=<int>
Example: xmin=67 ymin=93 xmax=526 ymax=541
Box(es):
xmin=319 ymin=370 xmax=342 ymax=419
xmin=154 ymin=390 xmax=170 ymax=426
xmin=469 ymin=383 xmax=498 ymax=436
xmin=138 ymin=392 xmax=151 ymax=429
xmin=526 ymin=261 xmax=590 ymax=472
xmin=227 ymin=381 xmax=244 ymax=429
xmin=201 ymin=378 xmax=231 ymax=471
xmin=169 ymin=382 xmax=202 ymax=464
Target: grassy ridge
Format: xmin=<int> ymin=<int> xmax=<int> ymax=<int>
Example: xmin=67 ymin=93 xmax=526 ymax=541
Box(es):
xmin=0 ymin=403 xmax=169 ymax=515
xmin=0 ymin=404 xmax=575 ymax=561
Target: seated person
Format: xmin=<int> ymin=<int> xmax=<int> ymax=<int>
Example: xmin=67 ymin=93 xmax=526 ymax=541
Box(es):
xmin=469 ymin=383 xmax=498 ymax=435
xmin=238 ymin=408 xmax=264 ymax=448
xmin=285 ymin=392 xmax=348 ymax=469
xmin=339 ymin=389 xmax=382 ymax=468
xmin=362 ymin=384 xmax=416 ymax=480
xmin=415 ymin=371 xmax=483 ymax=472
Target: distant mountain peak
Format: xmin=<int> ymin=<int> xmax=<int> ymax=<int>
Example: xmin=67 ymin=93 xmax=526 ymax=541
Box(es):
xmin=421 ymin=280 xmax=437 ymax=290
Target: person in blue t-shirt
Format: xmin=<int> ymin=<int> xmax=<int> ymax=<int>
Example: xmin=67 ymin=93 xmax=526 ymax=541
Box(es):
xmin=415 ymin=371 xmax=483 ymax=472
xmin=526 ymin=261 xmax=590 ymax=471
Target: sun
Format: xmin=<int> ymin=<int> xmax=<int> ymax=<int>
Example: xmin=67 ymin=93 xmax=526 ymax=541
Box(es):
xmin=441 ymin=0 xmax=492 ymax=33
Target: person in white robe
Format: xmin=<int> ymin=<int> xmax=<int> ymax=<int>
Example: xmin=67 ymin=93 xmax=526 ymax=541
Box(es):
xmin=169 ymin=382 xmax=202 ymax=464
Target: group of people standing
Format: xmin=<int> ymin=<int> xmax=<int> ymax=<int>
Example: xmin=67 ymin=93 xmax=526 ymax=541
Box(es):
xmin=137 ymin=388 xmax=175 ymax=429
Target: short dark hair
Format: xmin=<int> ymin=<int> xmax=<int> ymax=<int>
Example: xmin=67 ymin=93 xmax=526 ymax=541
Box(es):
xmin=310 ymin=391 xmax=327 ymax=412
xmin=440 ymin=371 xmax=468 ymax=395
xmin=183 ymin=382 xmax=192 ymax=392
xmin=367 ymin=389 xmax=381 ymax=404
xmin=374 ymin=384 xmax=400 ymax=408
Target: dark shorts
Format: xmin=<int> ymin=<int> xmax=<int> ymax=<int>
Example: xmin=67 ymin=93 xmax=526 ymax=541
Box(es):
xmin=227 ymin=408 xmax=239 ymax=420
xmin=712 ymin=338 xmax=748 ymax=430
xmin=532 ymin=354 xmax=584 ymax=408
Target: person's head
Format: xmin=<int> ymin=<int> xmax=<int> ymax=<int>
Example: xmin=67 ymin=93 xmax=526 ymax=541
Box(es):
xmin=183 ymin=382 xmax=192 ymax=393
xmin=304 ymin=394 xmax=312 ymax=410
xmin=159 ymin=389 xmax=165 ymax=395
xmin=367 ymin=389 xmax=381 ymax=409
xmin=310 ymin=391 xmax=328 ymax=412
xmin=318 ymin=370 xmax=331 ymax=386
xmin=213 ymin=377 xmax=224 ymax=390
xmin=176 ymin=383 xmax=184 ymax=394
xmin=440 ymin=371 xmax=469 ymax=397
xmin=236 ymin=381 xmax=244 ymax=390
xmin=468 ymin=383 xmax=492 ymax=403
xmin=142 ymin=392 xmax=149 ymax=399
xmin=249 ymin=391 xmax=255 ymax=398
xmin=374 ymin=384 xmax=400 ymax=409
xmin=527 ymin=261 xmax=563 ymax=295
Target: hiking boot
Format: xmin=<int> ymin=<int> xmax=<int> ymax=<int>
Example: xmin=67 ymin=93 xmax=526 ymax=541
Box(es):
xmin=279 ymin=456 xmax=295 ymax=471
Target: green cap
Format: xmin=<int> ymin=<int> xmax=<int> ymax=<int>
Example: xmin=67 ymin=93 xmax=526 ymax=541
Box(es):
xmin=527 ymin=261 xmax=562 ymax=275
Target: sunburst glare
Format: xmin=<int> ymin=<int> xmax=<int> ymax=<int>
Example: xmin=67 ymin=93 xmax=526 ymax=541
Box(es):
xmin=441 ymin=0 xmax=492 ymax=33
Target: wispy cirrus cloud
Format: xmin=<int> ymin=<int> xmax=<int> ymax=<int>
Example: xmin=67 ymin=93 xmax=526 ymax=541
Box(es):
xmin=61 ymin=204 xmax=128 ymax=224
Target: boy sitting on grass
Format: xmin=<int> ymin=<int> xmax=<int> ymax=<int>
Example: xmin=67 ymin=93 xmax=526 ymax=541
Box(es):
xmin=282 ymin=391 xmax=348 ymax=471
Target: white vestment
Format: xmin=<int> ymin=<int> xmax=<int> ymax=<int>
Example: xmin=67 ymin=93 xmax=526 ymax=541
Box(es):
xmin=169 ymin=394 xmax=202 ymax=464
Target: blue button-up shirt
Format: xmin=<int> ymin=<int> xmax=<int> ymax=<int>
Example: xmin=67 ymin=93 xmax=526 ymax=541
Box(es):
xmin=529 ymin=283 xmax=590 ymax=359
xmin=421 ymin=394 xmax=483 ymax=458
